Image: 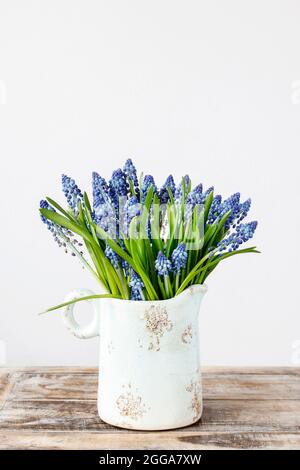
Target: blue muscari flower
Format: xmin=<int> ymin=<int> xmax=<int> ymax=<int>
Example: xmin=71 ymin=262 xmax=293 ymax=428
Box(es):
xmin=141 ymin=175 xmax=157 ymax=239
xmin=104 ymin=244 xmax=120 ymax=268
xmin=236 ymin=198 xmax=251 ymax=225
xmin=129 ymin=269 xmax=144 ymax=290
xmin=123 ymin=195 xmax=141 ymax=236
xmin=184 ymin=184 xmax=204 ymax=222
xmin=61 ymin=174 xmax=83 ymax=215
xmin=94 ymin=204 xmax=116 ymax=237
xmin=92 ymin=172 xmax=109 ymax=210
xmin=118 ymin=240 xmax=130 ymax=276
xmin=40 ymin=199 xmax=54 ymax=224
xmin=155 ymin=251 xmax=172 ymax=276
xmin=131 ymin=288 xmax=143 ymax=301
xmin=190 ymin=184 xmax=203 ymax=202
xmin=92 ymin=172 xmax=117 ymax=235
xmin=172 ymin=242 xmax=188 ymax=272
xmin=129 ymin=269 xmax=144 ymax=301
xmin=218 ymin=221 xmax=258 ymax=252
xmin=40 ymin=200 xmax=74 ymax=249
xmin=216 ymin=192 xmax=240 ymax=229
xmin=40 ymin=200 xmax=61 ymax=244
xmin=207 ymin=195 xmax=222 ymax=224
xmin=198 ymin=186 xmax=214 ymax=204
xmin=109 ymin=168 xmax=128 ymax=209
xmin=159 ymin=175 xmax=176 ymax=204
xmin=141 ymin=175 xmax=157 ymax=203
xmin=175 ymin=175 xmax=191 ymax=201
xmin=122 ymin=260 xmax=130 ymax=276
xmin=123 ymin=159 xmax=139 ymax=196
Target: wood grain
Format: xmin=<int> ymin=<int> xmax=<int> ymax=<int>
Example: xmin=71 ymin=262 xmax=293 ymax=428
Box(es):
xmin=0 ymin=367 xmax=299 ymax=449
xmin=0 ymin=369 xmax=14 ymax=411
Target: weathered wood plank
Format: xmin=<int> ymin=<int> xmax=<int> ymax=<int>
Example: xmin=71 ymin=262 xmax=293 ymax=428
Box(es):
xmin=10 ymin=372 xmax=98 ymax=401
xmin=7 ymin=369 xmax=300 ymax=401
xmin=202 ymin=367 xmax=300 ymax=376
xmin=200 ymin=399 xmax=300 ymax=432
xmin=0 ymin=430 xmax=299 ymax=450
xmin=7 ymin=366 xmax=300 ymax=376
xmin=10 ymin=367 xmax=97 ymax=374
xmin=0 ymin=399 xmax=299 ymax=433
xmin=0 ymin=369 xmax=15 ymax=410
xmin=1 ymin=367 xmax=299 ymax=450
xmin=203 ymin=373 xmax=300 ymax=400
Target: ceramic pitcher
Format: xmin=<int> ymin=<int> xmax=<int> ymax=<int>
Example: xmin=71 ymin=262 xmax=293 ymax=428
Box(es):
xmin=62 ymin=284 xmax=207 ymax=430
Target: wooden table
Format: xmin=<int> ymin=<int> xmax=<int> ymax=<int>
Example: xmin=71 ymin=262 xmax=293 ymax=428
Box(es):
xmin=0 ymin=367 xmax=299 ymax=450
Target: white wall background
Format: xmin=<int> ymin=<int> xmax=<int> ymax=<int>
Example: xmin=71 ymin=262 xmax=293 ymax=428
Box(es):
xmin=0 ymin=0 xmax=299 ymax=366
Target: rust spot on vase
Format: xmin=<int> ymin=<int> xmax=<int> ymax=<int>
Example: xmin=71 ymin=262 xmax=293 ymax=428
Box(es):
xmin=182 ymin=324 xmax=193 ymax=344
xmin=185 ymin=370 xmax=202 ymax=421
xmin=116 ymin=383 xmax=147 ymax=421
xmin=144 ymin=305 xmax=173 ymax=351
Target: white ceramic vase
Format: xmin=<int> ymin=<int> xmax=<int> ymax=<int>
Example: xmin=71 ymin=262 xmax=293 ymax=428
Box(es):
xmin=62 ymin=284 xmax=207 ymax=430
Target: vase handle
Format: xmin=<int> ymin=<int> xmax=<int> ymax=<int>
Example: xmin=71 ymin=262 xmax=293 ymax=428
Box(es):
xmin=62 ymin=289 xmax=100 ymax=339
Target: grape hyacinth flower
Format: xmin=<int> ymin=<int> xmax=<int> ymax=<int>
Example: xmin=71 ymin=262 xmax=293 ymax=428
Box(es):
xmin=93 ymin=202 xmax=116 ymax=238
xmin=109 ymin=169 xmax=128 ymax=210
xmin=104 ymin=244 xmax=120 ymax=268
xmin=184 ymin=184 xmax=204 ymax=223
xmin=122 ymin=195 xmax=141 ymax=237
xmin=198 ymin=186 xmax=214 ymax=205
xmin=155 ymin=251 xmax=173 ymax=297
xmin=236 ymin=198 xmax=251 ymax=225
xmin=122 ymin=260 xmax=130 ymax=277
xmin=207 ymin=195 xmax=222 ymax=224
xmin=215 ymin=192 xmax=240 ymax=229
xmin=218 ymin=221 xmax=258 ymax=253
xmin=131 ymin=288 xmax=143 ymax=301
xmin=189 ymin=184 xmax=203 ymax=203
xmin=40 ymin=200 xmax=63 ymax=247
xmin=61 ymin=174 xmax=83 ymax=215
xmin=92 ymin=172 xmax=109 ymax=210
xmin=172 ymin=242 xmax=188 ymax=272
xmin=174 ymin=175 xmax=191 ymax=202
xmin=40 ymin=200 xmax=83 ymax=258
xmin=159 ymin=175 xmax=176 ymax=204
xmin=171 ymin=241 xmax=188 ymax=290
xmin=118 ymin=240 xmax=130 ymax=276
xmin=129 ymin=269 xmax=145 ymax=301
xmin=123 ymin=158 xmax=139 ymax=196
xmin=92 ymin=172 xmax=117 ymax=236
xmin=155 ymin=251 xmax=172 ymax=276
xmin=141 ymin=175 xmax=157 ymax=203
xmin=39 ymin=158 xmax=259 ymax=303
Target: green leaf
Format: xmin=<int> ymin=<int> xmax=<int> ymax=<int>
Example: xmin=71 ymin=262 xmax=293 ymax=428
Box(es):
xmin=199 ymin=246 xmax=260 ymax=283
xmin=140 ymin=185 xmax=154 ymax=238
xmin=166 ymin=186 xmax=175 ymax=205
xmin=39 ymin=293 xmax=121 ymax=314
xmin=207 ymin=211 xmax=231 ymax=248
xmin=204 ymin=191 xmax=214 ymax=224
xmin=95 ymin=225 xmax=159 ymax=300
xmin=175 ymin=248 xmax=219 ymax=295
xmin=40 ymin=208 xmax=94 ymax=244
xmin=46 ymin=197 xmax=76 ymax=222
xmin=83 ymin=192 xmax=92 ymax=212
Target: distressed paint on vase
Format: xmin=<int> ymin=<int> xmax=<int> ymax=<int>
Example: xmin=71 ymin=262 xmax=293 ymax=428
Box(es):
xmin=61 ymin=284 xmax=207 ymax=430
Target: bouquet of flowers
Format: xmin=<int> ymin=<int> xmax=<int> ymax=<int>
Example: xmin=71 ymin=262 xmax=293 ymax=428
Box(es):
xmin=39 ymin=159 xmax=258 ymax=312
